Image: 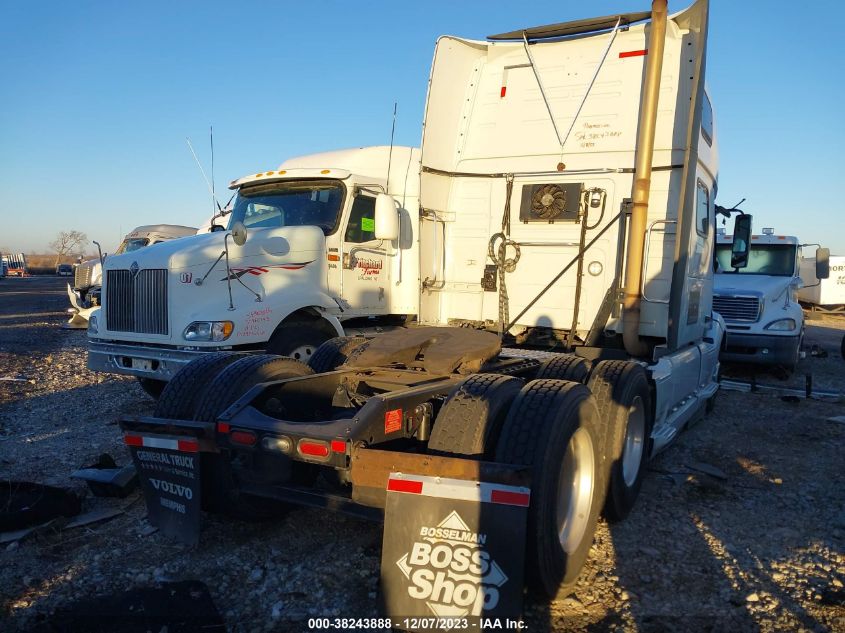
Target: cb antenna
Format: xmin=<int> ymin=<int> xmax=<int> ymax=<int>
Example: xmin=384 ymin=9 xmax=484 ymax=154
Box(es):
xmin=186 ymin=136 xmax=222 ymax=213
xmin=385 ymin=102 xmax=397 ymax=192
xmin=210 ymin=125 xmax=216 ymax=212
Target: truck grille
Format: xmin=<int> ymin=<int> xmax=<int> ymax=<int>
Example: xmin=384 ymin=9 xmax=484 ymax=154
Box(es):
xmin=74 ymin=264 xmax=92 ymax=290
xmin=713 ymin=295 xmax=761 ymax=322
xmin=105 ymin=269 xmax=168 ymax=335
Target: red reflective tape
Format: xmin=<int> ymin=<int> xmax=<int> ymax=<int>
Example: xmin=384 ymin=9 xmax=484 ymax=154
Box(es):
xmin=387 ymin=478 xmax=423 ymax=494
xmin=500 ymin=86 xmax=507 ymax=98
xmin=490 ymin=489 xmax=530 ymax=507
xmin=385 ymin=408 xmax=403 ymax=434
xmin=217 ymin=422 xmax=230 ymax=434
xmin=177 ymin=439 xmax=199 ymax=453
xmin=229 ymin=431 xmax=256 ymax=446
xmin=330 ymin=440 xmax=346 ymax=453
xmin=124 ymin=435 xmax=142 ymax=447
xmin=619 ymin=49 xmax=648 ymax=58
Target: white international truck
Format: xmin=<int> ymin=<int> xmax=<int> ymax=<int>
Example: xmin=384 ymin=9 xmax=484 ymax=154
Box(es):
xmin=88 ymin=146 xmax=421 ymax=396
xmin=119 ymin=0 xmax=747 ymax=615
xmin=714 ymin=229 xmax=829 ymax=369
xmin=67 ymin=225 xmax=198 ymax=329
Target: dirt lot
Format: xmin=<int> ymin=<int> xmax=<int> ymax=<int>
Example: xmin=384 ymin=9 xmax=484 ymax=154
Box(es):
xmin=1 ymin=277 xmax=843 ymax=632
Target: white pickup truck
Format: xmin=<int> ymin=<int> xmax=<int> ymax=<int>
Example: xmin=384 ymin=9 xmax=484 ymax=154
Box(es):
xmin=88 ymin=146 xmax=420 ymax=396
xmin=714 ymin=229 xmax=829 ymax=369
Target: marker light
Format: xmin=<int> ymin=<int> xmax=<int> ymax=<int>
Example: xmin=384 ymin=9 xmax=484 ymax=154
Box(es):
xmin=587 ymin=261 xmax=603 ymax=276
xmin=762 ymin=227 xmax=775 ymax=235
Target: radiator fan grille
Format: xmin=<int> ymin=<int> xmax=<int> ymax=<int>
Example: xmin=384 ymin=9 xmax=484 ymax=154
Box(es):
xmin=531 ymin=184 xmax=566 ymax=220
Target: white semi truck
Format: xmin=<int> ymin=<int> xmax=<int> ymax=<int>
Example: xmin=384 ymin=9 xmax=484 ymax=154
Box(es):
xmin=67 ymin=225 xmax=198 ymax=329
xmin=119 ymin=0 xmax=747 ymax=608
xmin=714 ymin=229 xmax=829 ymax=369
xmin=798 ymin=253 xmax=842 ymax=314
xmin=88 ymin=146 xmax=420 ymax=396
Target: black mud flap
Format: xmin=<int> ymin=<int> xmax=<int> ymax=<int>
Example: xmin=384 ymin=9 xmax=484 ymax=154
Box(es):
xmin=380 ymin=470 xmax=530 ymax=631
xmin=126 ymin=434 xmax=202 ymax=545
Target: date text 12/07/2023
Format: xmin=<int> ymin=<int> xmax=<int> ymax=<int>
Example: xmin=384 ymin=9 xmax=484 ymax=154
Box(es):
xmin=306 ymin=616 xmax=528 ymax=630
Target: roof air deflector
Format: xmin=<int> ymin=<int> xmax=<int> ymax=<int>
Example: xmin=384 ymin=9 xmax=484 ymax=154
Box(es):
xmin=488 ymin=11 xmax=651 ymax=41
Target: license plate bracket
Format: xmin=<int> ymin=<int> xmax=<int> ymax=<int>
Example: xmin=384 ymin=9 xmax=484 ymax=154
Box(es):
xmin=131 ymin=358 xmax=154 ymax=372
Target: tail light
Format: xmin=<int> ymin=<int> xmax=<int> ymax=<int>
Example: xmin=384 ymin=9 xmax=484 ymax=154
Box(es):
xmin=298 ymin=440 xmax=330 ymax=461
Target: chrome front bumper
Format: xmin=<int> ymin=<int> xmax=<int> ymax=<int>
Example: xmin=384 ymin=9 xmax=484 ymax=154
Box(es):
xmin=88 ymin=339 xmax=230 ymax=381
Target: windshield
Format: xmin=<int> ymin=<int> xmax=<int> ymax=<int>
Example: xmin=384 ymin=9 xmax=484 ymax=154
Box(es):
xmin=116 ymin=238 xmax=150 ymax=254
xmin=228 ymin=180 xmax=344 ymax=234
xmin=715 ymin=243 xmax=796 ymax=276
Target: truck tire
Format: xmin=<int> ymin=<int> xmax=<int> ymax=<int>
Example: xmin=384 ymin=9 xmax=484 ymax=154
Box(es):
xmin=535 ymin=354 xmax=591 ymax=383
xmin=427 ymin=374 xmax=524 ymax=459
xmin=841 ymin=333 xmax=845 ymax=360
xmin=308 ymin=336 xmax=368 ymax=373
xmin=136 ymin=377 xmax=166 ymax=400
xmin=194 ymin=354 xmax=314 ymax=423
xmin=495 ymin=379 xmax=605 ymax=598
xmin=154 ymin=352 xmax=247 ymax=420
xmin=193 ymin=354 xmax=314 ymax=520
xmin=266 ymin=324 xmax=332 ymax=364
xmin=587 ymin=360 xmax=652 ymax=523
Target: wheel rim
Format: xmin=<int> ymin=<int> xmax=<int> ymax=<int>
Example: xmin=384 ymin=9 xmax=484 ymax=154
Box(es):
xmin=287 ymin=344 xmax=317 ymax=362
xmin=622 ymin=396 xmax=646 ymax=487
xmin=556 ymin=427 xmax=596 ymax=553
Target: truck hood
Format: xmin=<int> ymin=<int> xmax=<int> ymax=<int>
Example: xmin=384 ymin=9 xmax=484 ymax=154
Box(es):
xmin=103 ymin=226 xmax=325 ymax=272
xmin=714 ymin=273 xmax=795 ymax=302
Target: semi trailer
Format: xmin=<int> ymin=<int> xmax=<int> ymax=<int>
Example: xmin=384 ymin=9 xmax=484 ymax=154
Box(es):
xmin=121 ymin=0 xmax=744 ymax=615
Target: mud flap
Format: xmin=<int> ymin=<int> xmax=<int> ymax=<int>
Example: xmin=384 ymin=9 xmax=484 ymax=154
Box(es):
xmin=127 ymin=435 xmax=202 ymax=545
xmin=380 ymin=470 xmax=530 ymax=631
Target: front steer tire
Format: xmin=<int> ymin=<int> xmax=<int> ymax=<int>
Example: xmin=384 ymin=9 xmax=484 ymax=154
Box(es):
xmin=495 ymin=379 xmax=605 ymax=599
xmin=265 ymin=324 xmax=332 ymax=364
xmin=587 ymin=360 xmax=652 ymax=523
xmin=427 ymin=373 xmax=524 ymax=459
xmin=193 ymin=354 xmax=314 ymax=520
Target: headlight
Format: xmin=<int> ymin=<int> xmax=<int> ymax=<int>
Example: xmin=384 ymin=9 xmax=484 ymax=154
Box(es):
xmin=764 ymin=318 xmax=796 ymax=331
xmin=88 ymin=314 xmax=98 ymax=335
xmin=183 ymin=321 xmax=234 ymax=341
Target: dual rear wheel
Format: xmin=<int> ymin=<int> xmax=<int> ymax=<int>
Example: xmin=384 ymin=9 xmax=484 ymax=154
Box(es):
xmin=427 ymin=358 xmax=653 ymax=598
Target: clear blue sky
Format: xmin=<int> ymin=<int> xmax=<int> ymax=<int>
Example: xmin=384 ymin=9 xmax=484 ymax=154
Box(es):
xmin=1 ymin=1 xmax=843 ymax=254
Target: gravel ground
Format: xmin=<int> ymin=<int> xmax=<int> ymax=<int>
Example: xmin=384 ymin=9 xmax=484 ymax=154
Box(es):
xmin=1 ymin=277 xmax=843 ymax=632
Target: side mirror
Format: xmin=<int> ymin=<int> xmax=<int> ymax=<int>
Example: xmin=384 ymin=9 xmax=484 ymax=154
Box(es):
xmin=730 ymin=214 xmax=753 ymax=269
xmin=374 ymin=193 xmax=399 ymax=240
xmin=231 ymin=221 xmax=248 ymax=246
xmin=816 ymin=247 xmax=830 ymax=280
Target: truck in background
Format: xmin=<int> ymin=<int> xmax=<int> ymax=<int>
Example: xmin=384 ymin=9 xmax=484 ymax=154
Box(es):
xmin=797 ymin=253 xmax=843 ymax=315
xmin=121 ymin=0 xmax=742 ymax=606
xmin=66 ymin=225 xmax=198 ymax=329
xmin=88 ymin=146 xmax=421 ymax=397
xmin=714 ymin=228 xmax=829 ymax=370
xmin=3 ymin=254 xmax=28 ymax=277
